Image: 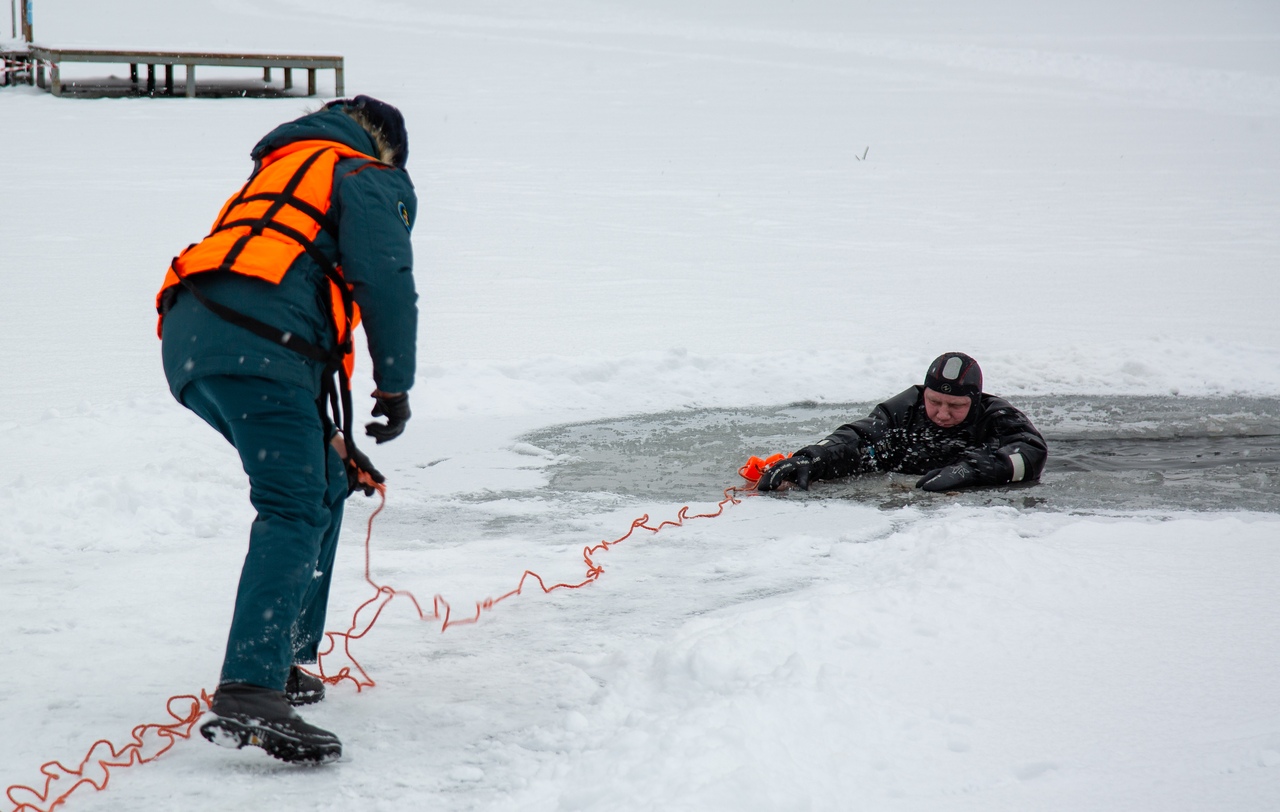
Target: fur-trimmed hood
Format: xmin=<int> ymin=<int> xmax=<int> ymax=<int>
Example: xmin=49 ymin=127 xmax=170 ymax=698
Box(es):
xmin=337 ymin=106 xmax=400 ymax=166
xmin=249 ymin=107 xmax=396 ymax=168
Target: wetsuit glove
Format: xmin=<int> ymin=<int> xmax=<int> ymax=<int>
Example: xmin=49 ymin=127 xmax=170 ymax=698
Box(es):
xmin=959 ymin=449 xmax=1012 ymax=485
xmin=916 ymin=450 xmax=1010 ymax=492
xmin=916 ymin=461 xmax=977 ymax=492
xmin=756 ymin=455 xmax=813 ymax=492
xmin=365 ymin=392 xmax=410 ymax=444
xmin=345 ymin=443 xmax=386 ymax=497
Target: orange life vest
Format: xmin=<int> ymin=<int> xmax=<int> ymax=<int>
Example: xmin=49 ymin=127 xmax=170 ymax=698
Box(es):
xmin=156 ymin=139 xmax=382 ymax=380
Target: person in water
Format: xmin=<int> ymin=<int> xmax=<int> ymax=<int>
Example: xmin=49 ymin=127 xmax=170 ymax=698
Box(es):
xmin=756 ymin=352 xmax=1047 ymax=493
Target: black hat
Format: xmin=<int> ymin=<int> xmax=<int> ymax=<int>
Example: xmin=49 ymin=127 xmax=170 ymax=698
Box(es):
xmin=327 ymin=95 xmax=408 ymax=169
xmin=924 ymin=352 xmax=982 ymax=399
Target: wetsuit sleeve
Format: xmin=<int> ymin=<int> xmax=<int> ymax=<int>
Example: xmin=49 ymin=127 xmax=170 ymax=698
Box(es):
xmin=794 ymin=387 xmax=918 ymax=481
xmin=337 ymin=166 xmax=419 ymax=394
xmin=970 ymin=401 xmax=1048 ymax=484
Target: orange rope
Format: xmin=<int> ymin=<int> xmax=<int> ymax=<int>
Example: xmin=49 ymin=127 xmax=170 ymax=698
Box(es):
xmin=5 ymin=692 xmax=210 ymax=812
xmin=311 ymin=483 xmax=753 ymax=691
xmin=7 ymin=475 xmax=760 ymax=811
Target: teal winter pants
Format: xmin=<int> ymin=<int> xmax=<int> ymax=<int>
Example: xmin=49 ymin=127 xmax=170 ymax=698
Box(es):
xmin=180 ymin=375 xmax=348 ymax=692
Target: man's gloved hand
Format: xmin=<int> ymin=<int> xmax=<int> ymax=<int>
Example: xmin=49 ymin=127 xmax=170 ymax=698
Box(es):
xmin=756 ymin=455 xmax=813 ymax=492
xmin=916 ymin=461 xmax=977 ymax=492
xmin=345 ymin=442 xmax=386 ymax=497
xmin=960 ymin=449 xmax=1011 ymax=484
xmin=365 ymin=391 xmax=410 ymax=444
xmin=916 ymin=450 xmax=1011 ymax=492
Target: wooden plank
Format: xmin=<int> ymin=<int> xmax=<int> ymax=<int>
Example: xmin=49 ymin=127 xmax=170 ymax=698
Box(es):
xmin=30 ymin=47 xmax=342 ymax=70
xmin=23 ymin=47 xmax=343 ymax=97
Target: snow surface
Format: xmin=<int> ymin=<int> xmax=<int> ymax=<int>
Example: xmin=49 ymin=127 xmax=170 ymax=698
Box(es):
xmin=2 ymin=1 xmax=1279 ymax=810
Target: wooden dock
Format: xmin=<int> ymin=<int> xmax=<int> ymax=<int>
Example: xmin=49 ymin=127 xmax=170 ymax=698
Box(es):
xmin=24 ymin=46 xmax=344 ymax=97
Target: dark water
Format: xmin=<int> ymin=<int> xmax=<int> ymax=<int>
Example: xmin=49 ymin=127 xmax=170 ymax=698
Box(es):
xmin=522 ymin=396 xmax=1280 ymax=513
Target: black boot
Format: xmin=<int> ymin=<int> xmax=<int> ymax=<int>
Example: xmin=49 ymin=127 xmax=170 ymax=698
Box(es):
xmin=286 ymin=665 xmax=326 ymax=706
xmin=200 ymin=682 xmax=341 ymax=764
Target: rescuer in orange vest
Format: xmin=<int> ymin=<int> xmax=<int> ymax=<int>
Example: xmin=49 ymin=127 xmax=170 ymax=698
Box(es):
xmin=157 ymin=96 xmax=418 ymax=764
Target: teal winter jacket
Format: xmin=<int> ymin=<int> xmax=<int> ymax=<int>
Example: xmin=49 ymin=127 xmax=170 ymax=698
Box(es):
xmin=160 ymin=107 xmax=418 ymax=401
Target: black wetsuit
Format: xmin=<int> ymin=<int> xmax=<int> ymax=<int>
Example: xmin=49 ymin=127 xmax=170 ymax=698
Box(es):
xmin=796 ymin=386 xmax=1048 ymax=486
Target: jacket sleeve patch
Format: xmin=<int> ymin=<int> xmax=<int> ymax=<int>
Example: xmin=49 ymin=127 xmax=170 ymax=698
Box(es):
xmin=397 ymin=201 xmax=412 ymax=231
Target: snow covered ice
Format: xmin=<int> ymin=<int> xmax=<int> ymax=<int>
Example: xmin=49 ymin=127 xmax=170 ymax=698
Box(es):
xmin=2 ymin=1 xmax=1279 ymax=810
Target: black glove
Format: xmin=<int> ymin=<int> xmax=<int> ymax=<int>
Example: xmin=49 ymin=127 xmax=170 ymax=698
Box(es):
xmin=365 ymin=391 xmax=410 ymax=444
xmin=960 ymin=449 xmax=1011 ymax=484
xmin=916 ymin=450 xmax=1010 ymax=492
xmin=756 ymin=455 xmax=813 ymax=492
xmin=916 ymin=462 xmax=977 ymax=492
xmin=345 ymin=442 xmax=386 ymax=497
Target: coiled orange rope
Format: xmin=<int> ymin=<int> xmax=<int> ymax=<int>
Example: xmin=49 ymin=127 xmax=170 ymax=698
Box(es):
xmin=6 ymin=474 xmax=760 ymax=811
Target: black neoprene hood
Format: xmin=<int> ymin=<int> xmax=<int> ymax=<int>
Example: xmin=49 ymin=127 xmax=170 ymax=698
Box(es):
xmin=924 ymin=352 xmax=983 ymax=399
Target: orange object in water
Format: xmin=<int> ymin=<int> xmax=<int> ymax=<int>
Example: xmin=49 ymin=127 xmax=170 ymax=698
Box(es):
xmin=737 ymin=452 xmax=790 ymax=482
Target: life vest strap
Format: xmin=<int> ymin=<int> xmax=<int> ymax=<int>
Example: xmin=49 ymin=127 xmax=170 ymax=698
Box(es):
xmin=166 ymin=259 xmax=343 ymax=366
xmin=171 ymin=256 xmax=363 ymax=470
xmin=216 ymin=217 xmax=346 ymax=287
xmin=218 ymin=147 xmax=331 ymax=273
xmin=219 ymin=191 xmax=338 ymax=237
